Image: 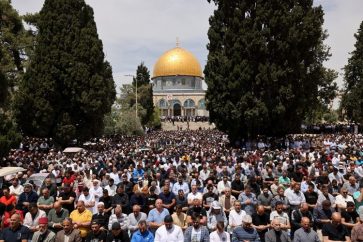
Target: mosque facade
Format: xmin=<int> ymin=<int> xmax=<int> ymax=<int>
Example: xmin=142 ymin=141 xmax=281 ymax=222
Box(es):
xmin=151 ymin=45 xmax=208 ymax=117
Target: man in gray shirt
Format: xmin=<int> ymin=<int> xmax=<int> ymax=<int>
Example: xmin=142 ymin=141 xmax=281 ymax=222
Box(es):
xmin=293 ymin=217 xmax=320 ymax=242
xmin=238 ymin=186 xmax=258 ymax=215
xmin=47 ymin=201 xmax=69 ymax=233
xmin=128 ymin=205 xmax=147 ymax=234
xmin=265 ymin=219 xmax=291 ymax=242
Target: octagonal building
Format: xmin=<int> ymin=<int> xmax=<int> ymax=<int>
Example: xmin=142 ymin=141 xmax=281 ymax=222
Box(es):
xmin=152 ymin=45 xmax=208 ymax=117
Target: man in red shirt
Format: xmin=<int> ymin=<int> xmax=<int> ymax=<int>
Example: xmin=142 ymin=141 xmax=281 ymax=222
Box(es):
xmin=3 ymin=204 xmax=23 ymax=228
xmin=62 ymin=172 xmax=75 ymax=187
xmin=0 ymin=187 xmax=17 ymax=206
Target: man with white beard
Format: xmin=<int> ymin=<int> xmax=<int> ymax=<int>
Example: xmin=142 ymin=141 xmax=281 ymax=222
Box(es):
xmin=89 ymin=179 xmax=103 ymax=207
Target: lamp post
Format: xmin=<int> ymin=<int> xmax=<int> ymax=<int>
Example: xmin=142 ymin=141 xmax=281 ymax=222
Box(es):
xmin=125 ymin=73 xmax=144 ymax=120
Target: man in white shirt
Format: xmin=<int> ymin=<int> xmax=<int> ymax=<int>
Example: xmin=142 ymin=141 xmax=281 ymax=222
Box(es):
xmin=155 ymin=215 xmax=184 ymax=242
xmin=9 ymin=178 xmax=23 ymax=199
xmin=172 ymin=175 xmax=190 ymax=196
xmin=89 ymin=179 xmax=103 ymax=205
xmin=286 ymin=183 xmax=306 ymax=211
xmin=109 ymin=167 xmax=121 ymax=185
xmin=210 ymin=221 xmax=231 ymax=242
xmin=217 ymin=176 xmax=231 ymax=195
xmin=187 ymin=185 xmax=203 ymax=205
xmin=228 ymin=201 xmax=246 ymax=232
xmin=78 ymin=187 xmax=96 ymax=214
xmin=328 ymin=168 xmax=344 ymax=185
xmin=199 ymin=164 xmax=210 ymax=182
xmin=23 ymin=203 xmax=46 ymax=235
xmin=269 ymin=202 xmax=291 ymax=231
xmin=335 ymin=187 xmax=355 ymax=210
xmin=104 ymin=178 xmax=117 ymax=196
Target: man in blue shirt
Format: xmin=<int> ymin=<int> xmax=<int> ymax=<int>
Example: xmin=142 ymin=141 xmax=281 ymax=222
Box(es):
xmin=0 ymin=214 xmax=31 ymax=242
xmin=238 ymin=186 xmax=258 ymax=215
xmin=146 ymin=199 xmax=170 ymax=234
xmin=133 ymin=163 xmax=145 ymax=183
xmin=158 ymin=186 xmax=176 ymax=213
xmin=131 ymin=220 xmax=154 ymax=242
xmin=232 ymin=214 xmax=260 ymax=242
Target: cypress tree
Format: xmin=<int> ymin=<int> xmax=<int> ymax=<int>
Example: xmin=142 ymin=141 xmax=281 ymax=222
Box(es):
xmin=205 ymin=0 xmax=336 ymax=140
xmin=341 ymin=21 xmax=363 ymax=123
xmin=132 ymin=62 xmax=154 ymax=126
xmin=14 ymin=0 xmax=116 ymax=144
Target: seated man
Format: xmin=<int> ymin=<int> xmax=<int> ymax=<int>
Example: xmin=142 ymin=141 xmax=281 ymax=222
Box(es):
xmin=130 ymin=220 xmax=154 ymax=242
xmin=69 ymin=200 xmax=92 ymax=240
xmin=55 ymin=218 xmax=82 ymax=242
xmin=85 ymin=220 xmax=107 ymax=242
xmin=154 ymin=215 xmax=184 ymax=242
xmin=269 ymin=201 xmax=291 ymax=231
xmin=232 ymin=215 xmax=260 ymax=242
xmin=47 ymin=201 xmax=69 ymax=233
xmin=252 ymin=205 xmax=270 ymax=242
xmin=0 ymin=214 xmax=30 ymax=242
xmin=186 ymin=198 xmax=207 ymax=225
xmin=335 ymin=188 xmax=354 ymax=211
xmin=0 ymin=187 xmax=16 ymax=206
xmin=3 ymin=204 xmax=24 ymax=228
xmin=37 ymin=188 xmax=54 ymax=215
xmin=147 ymin=199 xmax=170 ymax=234
xmin=322 ymin=212 xmax=350 ymax=242
xmin=291 ymin=203 xmax=313 ymax=235
xmin=341 ymin=201 xmax=360 ymax=234
xmin=31 ymin=217 xmax=56 ymax=242
xmin=106 ymin=222 xmax=130 ymax=242
xmin=91 ymin=202 xmax=109 ymax=230
xmin=172 ymin=204 xmax=188 ymax=230
xmin=23 ymin=203 xmax=47 ymax=237
xmin=128 ymin=205 xmax=147 ymax=234
xmin=108 ymin=204 xmax=129 ymax=231
xmin=265 ymin=219 xmax=291 ymax=242
xmin=184 ymin=213 xmax=210 ymax=242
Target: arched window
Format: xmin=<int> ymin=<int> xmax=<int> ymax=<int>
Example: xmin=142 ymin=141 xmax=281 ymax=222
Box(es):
xmin=159 ymin=99 xmax=167 ymax=108
xmin=171 ymin=99 xmax=181 ymax=106
xmin=198 ymin=99 xmax=206 ymax=109
xmin=184 ymin=99 xmax=195 ymax=108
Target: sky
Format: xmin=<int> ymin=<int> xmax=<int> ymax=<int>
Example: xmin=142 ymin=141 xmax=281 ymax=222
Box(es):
xmin=11 ymin=0 xmax=363 ymax=95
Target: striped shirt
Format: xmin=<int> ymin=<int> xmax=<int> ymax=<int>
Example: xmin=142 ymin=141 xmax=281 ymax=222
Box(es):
xmin=293 ymin=228 xmax=320 ymax=242
xmin=232 ymin=227 xmax=260 ymax=242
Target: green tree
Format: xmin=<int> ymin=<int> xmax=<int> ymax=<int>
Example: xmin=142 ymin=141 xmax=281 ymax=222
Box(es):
xmin=0 ymin=0 xmax=25 ymax=157
xmin=114 ymin=107 xmax=144 ymax=136
xmin=0 ymin=0 xmax=28 ymax=107
xmin=205 ymin=0 xmax=337 ymax=140
xmin=13 ymin=0 xmax=116 ymax=145
xmin=132 ymin=63 xmax=154 ymax=126
xmin=341 ymin=21 xmax=363 ymax=123
xmin=103 ymin=105 xmax=145 ymax=136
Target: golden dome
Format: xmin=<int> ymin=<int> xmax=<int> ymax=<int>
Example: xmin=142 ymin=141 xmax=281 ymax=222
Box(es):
xmin=152 ymin=47 xmax=203 ymax=79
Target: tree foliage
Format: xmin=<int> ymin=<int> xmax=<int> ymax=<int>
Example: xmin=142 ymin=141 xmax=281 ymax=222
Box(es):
xmin=13 ymin=0 xmax=116 ymax=145
xmin=103 ymin=105 xmax=144 ymax=136
xmin=205 ymin=0 xmax=337 ymax=139
xmin=341 ymin=21 xmax=363 ymax=123
xmin=0 ymin=0 xmax=25 ymax=157
xmin=0 ymin=113 xmax=22 ymax=158
xmin=0 ymin=0 xmax=30 ymax=107
xmin=132 ymin=63 xmax=154 ymax=126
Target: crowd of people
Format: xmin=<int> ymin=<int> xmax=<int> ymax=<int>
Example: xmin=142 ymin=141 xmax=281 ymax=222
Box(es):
xmin=1 ymin=130 xmax=363 ymax=242
xmin=160 ymin=116 xmax=209 ymax=123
